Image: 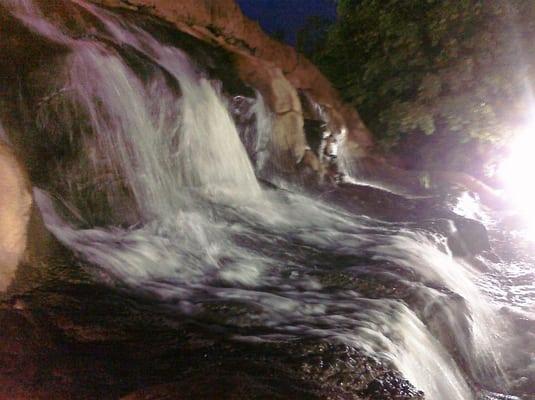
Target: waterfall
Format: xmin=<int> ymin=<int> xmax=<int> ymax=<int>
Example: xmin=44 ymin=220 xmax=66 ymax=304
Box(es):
xmin=76 ymin=3 xmax=262 ymax=200
xmin=35 ymin=188 xmax=475 ymax=400
xmin=65 ymin=43 xmax=260 ymax=219
xmin=2 ymin=1 xmax=521 ymax=399
xmin=239 ymin=92 xmax=274 ymax=175
xmin=36 ymin=186 xmax=477 ymax=400
xmin=372 ymin=231 xmax=507 ymax=385
xmin=12 ymin=0 xmax=260 ymax=220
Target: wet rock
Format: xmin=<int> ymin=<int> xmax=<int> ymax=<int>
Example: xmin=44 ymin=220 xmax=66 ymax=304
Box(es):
xmin=303 ymin=119 xmax=325 ymax=153
xmin=120 ymin=373 xmax=322 ymax=400
xmin=0 ymin=306 xmax=73 ymax=399
xmin=0 ymin=3 xmax=67 ymax=84
xmin=0 ymin=266 xmax=430 ymax=400
xmin=89 ymin=0 xmax=373 ymax=180
xmin=450 ymin=216 xmax=491 ymax=256
xmin=424 ymin=217 xmax=491 ymax=258
xmin=235 ymin=54 xmax=311 ymax=175
xmin=361 ymin=371 xmax=425 ymax=400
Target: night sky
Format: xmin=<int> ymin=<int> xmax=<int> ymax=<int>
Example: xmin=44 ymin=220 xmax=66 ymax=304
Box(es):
xmin=236 ymin=0 xmax=337 ymax=45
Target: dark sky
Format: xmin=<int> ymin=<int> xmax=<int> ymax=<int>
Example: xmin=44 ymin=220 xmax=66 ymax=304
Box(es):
xmin=236 ymin=0 xmax=337 ymax=45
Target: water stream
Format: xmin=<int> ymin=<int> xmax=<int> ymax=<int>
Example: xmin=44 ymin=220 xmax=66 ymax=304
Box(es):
xmin=2 ymin=1 xmax=534 ymax=399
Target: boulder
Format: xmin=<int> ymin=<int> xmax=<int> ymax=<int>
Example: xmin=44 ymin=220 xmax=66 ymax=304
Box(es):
xmin=0 ymin=142 xmax=32 ymax=292
xmin=234 ymin=54 xmax=313 ymax=172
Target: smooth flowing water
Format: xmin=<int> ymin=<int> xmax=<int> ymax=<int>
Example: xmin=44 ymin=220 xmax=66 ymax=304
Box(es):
xmin=2 ymin=1 xmax=534 ymax=399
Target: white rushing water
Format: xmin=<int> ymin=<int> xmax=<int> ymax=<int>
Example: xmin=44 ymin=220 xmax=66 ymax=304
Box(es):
xmin=238 ymin=92 xmax=273 ymax=175
xmin=372 ymin=232 xmax=507 ymax=385
xmin=5 ymin=1 xmax=521 ymax=399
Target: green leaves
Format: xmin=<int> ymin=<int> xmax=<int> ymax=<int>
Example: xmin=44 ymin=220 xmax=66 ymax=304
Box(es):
xmin=313 ymin=0 xmax=535 ymax=173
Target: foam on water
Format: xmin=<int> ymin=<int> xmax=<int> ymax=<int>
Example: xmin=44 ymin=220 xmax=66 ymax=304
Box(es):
xmin=35 ymin=186 xmax=475 ymax=400
xmin=5 ymin=1 xmax=522 ymax=399
xmin=372 ymin=231 xmax=507 ymax=385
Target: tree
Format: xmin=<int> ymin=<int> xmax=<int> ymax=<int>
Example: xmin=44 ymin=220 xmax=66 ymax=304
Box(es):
xmin=297 ymin=16 xmax=332 ymax=58
xmin=315 ymin=0 xmax=535 ymax=176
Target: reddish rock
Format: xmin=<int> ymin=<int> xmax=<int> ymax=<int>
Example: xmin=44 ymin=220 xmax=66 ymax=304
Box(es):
xmin=90 ymin=0 xmax=374 ymax=170
xmin=0 ymin=143 xmax=32 ymax=292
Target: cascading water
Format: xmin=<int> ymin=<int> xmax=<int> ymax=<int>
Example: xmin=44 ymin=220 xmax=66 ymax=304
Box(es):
xmin=372 ymin=232 xmax=506 ymax=378
xmin=232 ymin=92 xmax=273 ymax=176
xmin=2 ymin=1 xmax=532 ymax=399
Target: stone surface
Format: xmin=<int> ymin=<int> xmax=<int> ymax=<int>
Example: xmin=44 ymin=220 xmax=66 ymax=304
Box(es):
xmin=0 ymin=3 xmax=510 ymax=400
xmin=89 ymin=0 xmax=373 ymax=171
xmin=234 ymin=53 xmax=312 ymax=172
xmin=0 ymin=143 xmax=32 ymax=292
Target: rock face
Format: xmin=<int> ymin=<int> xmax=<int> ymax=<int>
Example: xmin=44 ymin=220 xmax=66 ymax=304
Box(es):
xmin=0 ymin=0 xmax=373 ymax=289
xmin=90 ymin=0 xmax=373 ymax=174
xmin=0 ymin=139 xmax=53 ymax=293
xmin=234 ymin=54 xmax=311 ymax=173
xmin=0 ymin=142 xmax=32 ymax=292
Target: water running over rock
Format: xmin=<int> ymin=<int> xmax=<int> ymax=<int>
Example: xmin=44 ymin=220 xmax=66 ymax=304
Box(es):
xmin=0 ymin=1 xmax=533 ymax=399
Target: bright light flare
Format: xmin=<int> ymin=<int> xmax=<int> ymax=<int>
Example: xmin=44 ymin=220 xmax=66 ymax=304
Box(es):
xmin=498 ymin=127 xmax=535 ymax=238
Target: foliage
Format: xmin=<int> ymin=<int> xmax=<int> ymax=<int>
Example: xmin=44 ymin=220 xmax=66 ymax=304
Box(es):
xmin=313 ymin=0 xmax=535 ymax=173
xmin=297 ymin=15 xmax=332 ymax=57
